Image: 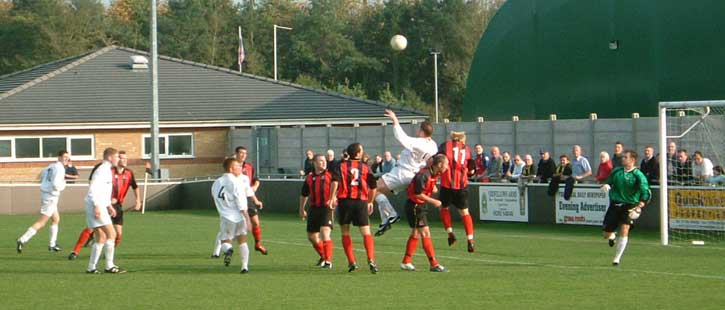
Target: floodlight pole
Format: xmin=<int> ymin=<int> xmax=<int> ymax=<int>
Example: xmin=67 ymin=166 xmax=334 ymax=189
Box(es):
xmin=431 ymin=51 xmax=441 ymax=123
xmin=150 ymin=0 xmax=160 ymax=178
xmin=273 ymin=24 xmax=293 ymax=81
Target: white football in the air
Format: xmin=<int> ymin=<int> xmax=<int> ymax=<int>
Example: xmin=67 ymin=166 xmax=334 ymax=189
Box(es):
xmin=390 ymin=35 xmax=408 ymax=51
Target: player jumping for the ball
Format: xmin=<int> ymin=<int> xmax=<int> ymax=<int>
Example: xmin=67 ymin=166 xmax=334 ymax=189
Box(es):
xmin=601 ymin=149 xmax=651 ymax=266
xmin=374 ymin=109 xmax=437 ymax=236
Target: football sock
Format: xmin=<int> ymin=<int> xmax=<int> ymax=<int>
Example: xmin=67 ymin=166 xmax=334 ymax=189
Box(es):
xmin=239 ymin=243 xmax=249 ymax=270
xmin=402 ymin=236 xmax=419 ymax=264
xmin=363 ymin=234 xmax=375 ymax=262
xmin=104 ymin=240 xmax=116 ymax=269
xmin=252 ymin=226 xmax=262 ymax=244
xmin=608 ymin=233 xmax=616 ymax=240
xmin=422 ymin=237 xmax=438 ymax=266
xmin=49 ymin=224 xmax=58 ymax=247
xmin=87 ymin=242 xmax=103 ymax=271
xmin=342 ymin=235 xmax=355 ymax=264
xmin=440 ymin=208 xmax=453 ymax=233
xmin=221 ymin=242 xmax=233 ymax=254
xmin=18 ymin=227 xmax=37 ymax=244
xmin=323 ymin=240 xmax=334 ymax=262
xmin=462 ymin=214 xmax=475 ymax=240
xmin=375 ymin=194 xmax=397 ymax=222
xmin=73 ymin=228 xmax=93 ymax=254
xmin=313 ymin=241 xmax=324 ymax=258
xmin=613 ymin=236 xmax=629 ymax=263
xmin=212 ymin=232 xmax=222 ymax=256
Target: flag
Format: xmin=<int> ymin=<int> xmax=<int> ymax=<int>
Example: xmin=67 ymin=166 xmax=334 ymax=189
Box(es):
xmin=238 ymin=26 xmax=245 ymax=70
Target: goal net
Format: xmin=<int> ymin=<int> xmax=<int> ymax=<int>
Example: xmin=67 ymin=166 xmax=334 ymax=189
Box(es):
xmin=659 ymin=101 xmax=725 ymax=245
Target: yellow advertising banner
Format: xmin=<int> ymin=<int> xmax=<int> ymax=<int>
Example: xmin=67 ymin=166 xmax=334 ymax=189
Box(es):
xmin=669 ymin=188 xmax=725 ymax=231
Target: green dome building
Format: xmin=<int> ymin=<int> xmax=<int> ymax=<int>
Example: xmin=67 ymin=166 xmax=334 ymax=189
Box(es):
xmin=463 ymin=0 xmax=725 ymax=121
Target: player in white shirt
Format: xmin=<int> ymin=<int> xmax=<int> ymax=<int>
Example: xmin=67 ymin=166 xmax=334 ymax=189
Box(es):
xmin=16 ymin=151 xmax=70 ymax=253
xmin=374 ymin=109 xmax=437 ymax=236
xmin=213 ymin=158 xmax=263 ymax=273
xmin=84 ymin=148 xmax=124 ymax=274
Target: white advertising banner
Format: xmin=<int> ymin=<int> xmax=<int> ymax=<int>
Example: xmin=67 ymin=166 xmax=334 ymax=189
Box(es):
xmin=478 ymin=185 xmax=528 ymax=222
xmin=555 ymin=187 xmax=609 ymax=226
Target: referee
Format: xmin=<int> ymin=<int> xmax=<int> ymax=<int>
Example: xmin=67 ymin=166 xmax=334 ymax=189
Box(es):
xmin=601 ymin=149 xmax=651 ymax=266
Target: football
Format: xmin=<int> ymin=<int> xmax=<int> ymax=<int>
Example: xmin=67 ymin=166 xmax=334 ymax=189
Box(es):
xmin=628 ymin=207 xmax=642 ymax=220
xmin=390 ymin=34 xmax=408 ymax=51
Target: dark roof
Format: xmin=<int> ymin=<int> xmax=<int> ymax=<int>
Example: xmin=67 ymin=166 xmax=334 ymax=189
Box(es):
xmin=0 ymin=46 xmax=425 ymax=128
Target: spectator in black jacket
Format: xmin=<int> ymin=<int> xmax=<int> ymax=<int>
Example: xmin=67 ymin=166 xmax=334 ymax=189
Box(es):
xmin=640 ymin=145 xmax=660 ymax=185
xmin=536 ymin=151 xmax=557 ymax=183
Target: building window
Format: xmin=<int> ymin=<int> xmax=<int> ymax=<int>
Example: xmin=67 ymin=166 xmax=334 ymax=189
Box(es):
xmin=0 ymin=135 xmax=94 ymax=162
xmin=0 ymin=139 xmax=12 ymax=157
xmin=142 ymin=133 xmax=194 ymax=158
xmin=15 ymin=138 xmax=40 ymax=158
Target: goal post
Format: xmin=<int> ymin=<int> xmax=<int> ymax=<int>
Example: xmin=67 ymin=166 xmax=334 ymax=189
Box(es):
xmin=659 ymin=100 xmax=725 ymax=245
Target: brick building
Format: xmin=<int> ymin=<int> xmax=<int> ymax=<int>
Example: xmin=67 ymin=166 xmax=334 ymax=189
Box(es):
xmin=0 ymin=46 xmax=425 ymax=181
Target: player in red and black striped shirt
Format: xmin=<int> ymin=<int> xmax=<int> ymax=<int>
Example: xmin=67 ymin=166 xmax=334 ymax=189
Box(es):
xmin=299 ymin=154 xmax=334 ymax=269
xmin=329 ymin=143 xmax=379 ymax=273
xmin=68 ymin=151 xmax=140 ymax=260
xmin=401 ymin=154 xmax=449 ymax=272
xmin=437 ymin=132 xmax=477 ymax=253
xmin=235 ymin=146 xmax=267 ymax=255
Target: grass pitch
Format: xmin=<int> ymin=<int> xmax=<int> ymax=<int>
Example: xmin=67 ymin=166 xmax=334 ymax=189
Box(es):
xmin=1 ymin=210 xmax=724 ymax=309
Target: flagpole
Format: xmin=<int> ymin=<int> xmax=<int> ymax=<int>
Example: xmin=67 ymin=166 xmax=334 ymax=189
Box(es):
xmin=238 ymin=26 xmax=243 ymax=73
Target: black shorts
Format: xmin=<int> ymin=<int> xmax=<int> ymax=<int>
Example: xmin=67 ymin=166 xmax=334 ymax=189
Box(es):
xmin=247 ymin=198 xmax=260 ymax=216
xmin=602 ymin=201 xmax=635 ymax=232
xmin=111 ymin=203 xmax=124 ymax=226
xmin=440 ymin=187 xmax=469 ymax=209
xmin=337 ymin=199 xmax=369 ymax=227
xmin=307 ymin=207 xmax=334 ymax=233
xmin=406 ymin=199 xmax=429 ymax=228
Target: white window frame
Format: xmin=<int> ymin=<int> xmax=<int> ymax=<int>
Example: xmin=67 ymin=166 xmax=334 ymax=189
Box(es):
xmin=141 ymin=133 xmax=195 ymax=159
xmin=0 ymin=135 xmax=95 ymax=162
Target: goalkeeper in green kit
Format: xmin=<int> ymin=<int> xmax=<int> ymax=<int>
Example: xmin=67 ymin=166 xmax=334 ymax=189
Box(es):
xmin=600 ymin=149 xmax=651 ymax=266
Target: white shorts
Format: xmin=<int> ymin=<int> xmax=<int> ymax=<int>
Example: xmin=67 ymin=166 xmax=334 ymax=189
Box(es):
xmin=85 ymin=199 xmax=112 ymax=229
xmin=39 ymin=193 xmax=59 ymax=217
xmin=381 ymin=166 xmax=417 ymax=194
xmin=219 ymin=217 xmax=248 ymax=241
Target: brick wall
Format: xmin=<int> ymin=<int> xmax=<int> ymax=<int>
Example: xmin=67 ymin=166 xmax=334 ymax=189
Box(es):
xmin=0 ymin=127 xmax=228 ymax=181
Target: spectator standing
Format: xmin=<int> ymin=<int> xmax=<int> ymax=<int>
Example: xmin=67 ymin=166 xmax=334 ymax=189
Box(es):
xmin=639 ymin=145 xmax=660 ymax=185
xmin=595 ymin=151 xmax=614 ymax=184
xmin=326 ymin=149 xmax=339 ymax=173
xmin=571 ymin=145 xmax=593 ymax=183
xmin=612 ymin=142 xmax=624 ymax=168
xmin=536 ymin=151 xmax=556 ymax=183
xmin=486 ymin=146 xmax=504 ymax=181
xmin=672 ymin=149 xmax=694 ymax=185
xmin=706 ymin=166 xmax=724 ymax=185
xmin=502 ymin=151 xmax=513 ymax=180
xmin=381 ymin=151 xmax=397 ymax=174
xmin=521 ymin=154 xmax=536 ymax=180
xmin=692 ymin=151 xmax=714 ymax=183
xmin=301 ymin=149 xmax=314 ymax=176
xmin=65 ymin=159 xmax=80 ymax=184
xmin=509 ymin=154 xmax=526 ymax=182
xmin=472 ymin=144 xmax=488 ymax=181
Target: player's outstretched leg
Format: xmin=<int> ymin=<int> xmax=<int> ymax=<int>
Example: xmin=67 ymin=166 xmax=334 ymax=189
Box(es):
xmin=251 ymin=216 xmax=268 ymax=255
xmin=374 ymin=194 xmax=399 ymax=236
xmin=612 ymin=225 xmax=631 ymax=266
xmin=439 ymin=207 xmax=456 ymax=246
xmin=16 ymin=214 xmax=52 ymax=254
xmin=460 ymin=210 xmax=475 ymax=253
xmin=420 ymin=227 xmax=446 ymax=272
xmin=69 ymin=227 xmax=93 ymax=260
xmin=211 ymin=231 xmax=222 ymax=258
xmin=401 ymin=231 xmax=419 ymax=271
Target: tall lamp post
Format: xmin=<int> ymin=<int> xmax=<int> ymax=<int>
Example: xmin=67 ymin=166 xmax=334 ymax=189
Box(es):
xmin=150 ymin=0 xmax=160 ymax=178
xmin=273 ymin=24 xmax=293 ymax=81
xmin=431 ymin=51 xmax=441 ymax=123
